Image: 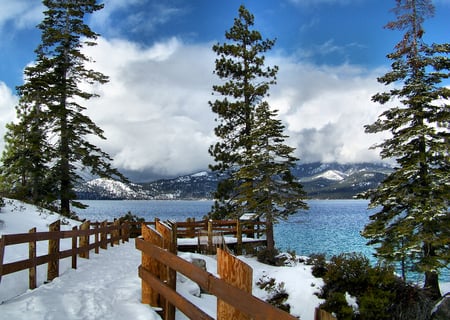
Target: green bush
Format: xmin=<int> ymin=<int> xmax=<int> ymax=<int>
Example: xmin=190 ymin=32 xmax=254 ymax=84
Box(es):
xmin=320 ymin=292 xmax=353 ymax=320
xmin=307 ymin=253 xmax=328 ymax=277
xmin=257 ymin=247 xmax=281 ymax=266
xmin=117 ymin=211 xmax=145 ymax=238
xmin=256 ymin=275 xmax=291 ymax=313
xmin=315 ymin=252 xmax=433 ymax=320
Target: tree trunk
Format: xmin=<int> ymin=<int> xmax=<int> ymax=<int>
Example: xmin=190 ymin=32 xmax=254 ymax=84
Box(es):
xmin=424 ymin=270 xmax=441 ymax=301
xmin=265 ymin=219 xmax=275 ymax=252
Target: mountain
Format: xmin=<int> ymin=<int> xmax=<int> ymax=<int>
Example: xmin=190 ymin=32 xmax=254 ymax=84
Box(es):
xmin=75 ymin=178 xmax=151 ymax=200
xmin=75 ymin=162 xmax=393 ymax=200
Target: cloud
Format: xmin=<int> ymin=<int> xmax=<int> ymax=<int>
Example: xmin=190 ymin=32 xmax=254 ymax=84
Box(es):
xmin=78 ymin=37 xmax=388 ymax=180
xmin=0 ymin=0 xmax=43 ymax=31
xmin=0 ymin=35 xmax=388 ymax=181
xmin=266 ymin=57 xmax=389 ymax=164
xmin=81 ymin=37 xmax=217 ymax=179
xmin=90 ymin=0 xmax=186 ymax=38
xmin=0 ymin=82 xmax=18 ymax=150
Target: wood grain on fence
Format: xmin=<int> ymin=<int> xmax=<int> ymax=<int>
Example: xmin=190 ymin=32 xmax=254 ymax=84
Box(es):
xmin=47 ymin=220 xmax=60 ymax=281
xmin=315 ymin=308 xmax=337 ymax=320
xmin=29 ymin=227 xmax=37 ymax=289
xmin=217 ymin=248 xmax=252 ymax=320
xmin=136 ymin=236 xmax=297 ymax=320
xmin=141 ymin=223 xmax=163 ymax=307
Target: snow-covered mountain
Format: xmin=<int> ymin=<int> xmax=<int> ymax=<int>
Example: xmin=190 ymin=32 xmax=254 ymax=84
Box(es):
xmin=75 ymin=178 xmax=151 ymax=200
xmin=76 ymin=162 xmax=392 ymax=200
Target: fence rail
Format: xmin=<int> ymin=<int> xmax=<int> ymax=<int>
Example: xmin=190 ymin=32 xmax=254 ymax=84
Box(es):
xmin=0 ymin=219 xmax=130 ymax=289
xmin=136 ymin=222 xmax=297 ymax=320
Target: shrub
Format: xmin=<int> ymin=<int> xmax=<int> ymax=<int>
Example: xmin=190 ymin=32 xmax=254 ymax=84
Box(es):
xmin=257 ymin=247 xmax=281 ymax=266
xmin=256 ymin=275 xmax=290 ymax=313
xmin=316 ymin=252 xmax=434 ymax=320
xmin=307 ymin=253 xmax=328 ymax=277
xmin=320 ymin=291 xmax=353 ymax=320
xmin=117 ymin=211 xmax=145 ymax=238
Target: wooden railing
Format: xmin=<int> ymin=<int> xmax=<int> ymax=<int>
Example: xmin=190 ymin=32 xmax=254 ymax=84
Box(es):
xmin=136 ymin=222 xmax=297 ymax=320
xmin=0 ymin=219 xmax=130 ymax=290
xmin=170 ymin=218 xmax=266 ymax=254
xmin=173 ymin=218 xmax=265 ymax=238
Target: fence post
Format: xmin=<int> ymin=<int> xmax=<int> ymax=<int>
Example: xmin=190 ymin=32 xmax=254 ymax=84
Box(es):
xmin=207 ymin=219 xmax=213 ymax=254
xmin=217 ymin=248 xmax=253 ymax=320
xmin=72 ymin=226 xmax=78 ymax=269
xmin=113 ymin=219 xmax=120 ymax=245
xmin=236 ymin=219 xmax=243 ymax=255
xmin=79 ymin=220 xmax=90 ymax=259
xmin=141 ymin=223 xmax=163 ymax=307
xmin=100 ymin=220 xmax=107 ymax=249
xmin=47 ymin=220 xmax=60 ymax=282
xmin=0 ymin=236 xmax=4 ymax=284
xmin=94 ymin=221 xmax=100 ymax=254
xmin=29 ymin=227 xmax=37 ymax=289
xmin=155 ymin=220 xmax=176 ymax=320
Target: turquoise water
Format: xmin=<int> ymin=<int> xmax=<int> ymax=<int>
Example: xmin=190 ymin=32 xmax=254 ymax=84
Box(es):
xmin=74 ymin=199 xmax=449 ymax=282
xmin=73 ymin=199 xmax=374 ymax=258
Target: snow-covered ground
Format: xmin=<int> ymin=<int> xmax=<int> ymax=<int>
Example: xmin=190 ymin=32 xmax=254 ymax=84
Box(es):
xmin=0 ymin=198 xmax=323 ymax=319
xmin=1 ymin=198 xmax=448 ymax=320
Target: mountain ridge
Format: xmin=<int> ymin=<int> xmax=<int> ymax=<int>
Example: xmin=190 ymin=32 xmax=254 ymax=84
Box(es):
xmin=75 ymin=162 xmax=392 ymax=200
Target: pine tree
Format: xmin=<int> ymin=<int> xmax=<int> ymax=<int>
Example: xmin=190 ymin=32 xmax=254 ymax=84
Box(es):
xmin=362 ymin=0 xmax=450 ymax=300
xmin=209 ymin=5 xmax=308 ymax=250
xmin=1 ymin=0 xmax=126 ymax=216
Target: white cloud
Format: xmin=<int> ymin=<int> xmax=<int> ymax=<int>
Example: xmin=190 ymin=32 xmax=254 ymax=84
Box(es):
xmin=0 ymin=0 xmax=43 ymax=30
xmin=82 ymin=37 xmax=217 ymax=178
xmin=267 ymin=58 xmax=389 ymax=164
xmin=0 ymin=82 xmax=18 ymax=151
xmin=0 ymin=35 xmax=389 ymax=180
xmin=79 ymin=37 xmax=388 ymax=179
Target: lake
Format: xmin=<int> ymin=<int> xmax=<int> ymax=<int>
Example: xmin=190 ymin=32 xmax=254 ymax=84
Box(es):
xmin=73 ymin=199 xmax=375 ymax=259
xmin=74 ymin=199 xmax=450 ymax=282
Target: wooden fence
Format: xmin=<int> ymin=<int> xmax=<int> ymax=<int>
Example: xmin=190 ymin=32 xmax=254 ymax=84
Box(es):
xmin=0 ymin=219 xmax=130 ymax=290
xmin=136 ymin=222 xmax=297 ymax=320
xmin=170 ymin=218 xmax=267 ymax=254
xmin=315 ymin=308 xmax=337 ymax=320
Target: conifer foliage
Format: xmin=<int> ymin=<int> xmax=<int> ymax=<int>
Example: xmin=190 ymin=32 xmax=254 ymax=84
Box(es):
xmin=209 ymin=5 xmax=308 ymax=250
xmin=362 ymin=0 xmax=450 ymax=299
xmin=0 ymin=0 xmax=125 ymax=216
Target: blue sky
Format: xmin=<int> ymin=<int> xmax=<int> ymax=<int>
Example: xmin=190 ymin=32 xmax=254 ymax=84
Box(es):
xmin=0 ymin=0 xmax=449 ymax=181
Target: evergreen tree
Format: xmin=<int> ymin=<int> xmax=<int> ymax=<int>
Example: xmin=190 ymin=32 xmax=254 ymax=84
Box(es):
xmin=362 ymin=0 xmax=450 ymax=300
xmin=209 ymin=5 xmax=308 ymax=250
xmin=1 ymin=0 xmax=126 ymax=216
xmin=1 ymin=96 xmax=55 ymax=205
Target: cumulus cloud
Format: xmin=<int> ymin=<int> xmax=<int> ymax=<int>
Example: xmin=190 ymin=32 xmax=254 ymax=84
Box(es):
xmin=0 ymin=0 xmax=43 ymax=30
xmin=0 ymin=35 xmax=389 ymax=181
xmin=0 ymin=82 xmax=18 ymax=151
xmin=77 ymin=37 xmax=388 ymax=180
xmin=81 ymin=37 xmax=217 ymax=179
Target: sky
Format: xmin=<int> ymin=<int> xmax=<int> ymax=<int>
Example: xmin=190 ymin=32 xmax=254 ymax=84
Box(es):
xmin=0 ymin=0 xmax=449 ymax=181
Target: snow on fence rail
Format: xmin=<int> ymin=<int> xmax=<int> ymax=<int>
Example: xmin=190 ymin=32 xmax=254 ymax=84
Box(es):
xmin=0 ymin=219 xmax=130 ymax=289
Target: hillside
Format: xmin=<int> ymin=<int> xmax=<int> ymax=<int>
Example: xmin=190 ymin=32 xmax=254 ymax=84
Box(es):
xmin=75 ymin=162 xmax=392 ymax=200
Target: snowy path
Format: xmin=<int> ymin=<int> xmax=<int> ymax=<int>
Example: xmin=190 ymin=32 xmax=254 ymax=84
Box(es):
xmin=0 ymin=241 xmax=161 ymax=320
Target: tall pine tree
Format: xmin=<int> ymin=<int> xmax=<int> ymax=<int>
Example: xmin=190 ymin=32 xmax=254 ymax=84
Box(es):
xmin=362 ymin=0 xmax=450 ymax=300
xmin=1 ymin=0 xmax=126 ymax=216
xmin=209 ymin=5 xmax=308 ymax=250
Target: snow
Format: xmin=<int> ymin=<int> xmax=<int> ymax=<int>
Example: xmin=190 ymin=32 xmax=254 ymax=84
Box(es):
xmin=0 ymin=198 xmax=323 ymax=319
xmin=316 ymin=170 xmax=346 ymax=181
xmin=1 ymin=198 xmax=449 ymax=320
